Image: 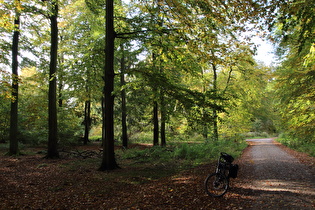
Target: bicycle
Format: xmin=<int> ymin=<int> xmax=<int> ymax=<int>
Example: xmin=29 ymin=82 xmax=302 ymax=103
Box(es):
xmin=204 ymin=152 xmax=239 ymax=197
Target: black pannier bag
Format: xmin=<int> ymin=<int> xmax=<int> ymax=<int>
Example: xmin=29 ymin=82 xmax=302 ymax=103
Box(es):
xmin=222 ymin=153 xmax=234 ymax=163
xmin=229 ymin=164 xmax=239 ymax=178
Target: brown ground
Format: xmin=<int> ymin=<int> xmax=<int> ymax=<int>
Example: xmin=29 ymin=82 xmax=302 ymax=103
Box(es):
xmin=0 ymin=139 xmax=314 ymax=209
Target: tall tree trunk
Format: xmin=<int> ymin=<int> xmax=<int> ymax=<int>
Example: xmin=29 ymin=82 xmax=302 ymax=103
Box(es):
xmin=47 ymin=0 xmax=59 ymax=158
xmin=120 ymin=45 xmax=128 ymax=148
xmin=152 ymin=52 xmax=159 ymax=146
xmin=99 ymin=0 xmax=118 ymax=170
xmin=9 ymin=2 xmax=20 ymax=155
xmin=57 ymin=35 xmax=64 ymax=108
xmin=160 ymin=91 xmax=166 ymax=147
xmin=83 ymin=100 xmax=91 ymax=145
xmin=161 ymin=97 xmax=166 ymax=147
xmin=201 ymin=68 xmax=208 ymax=140
xmin=153 ymin=100 xmax=159 ymax=146
xmin=58 ymin=82 xmax=63 ymax=108
xmin=211 ymin=62 xmax=219 ymax=141
xmin=83 ymin=70 xmax=91 ymax=145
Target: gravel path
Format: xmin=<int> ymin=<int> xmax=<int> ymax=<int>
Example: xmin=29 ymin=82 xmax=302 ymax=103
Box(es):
xmin=238 ymin=138 xmax=315 ymax=209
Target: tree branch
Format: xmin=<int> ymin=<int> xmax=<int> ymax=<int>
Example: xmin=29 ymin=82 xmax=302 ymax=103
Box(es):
xmin=115 ymin=28 xmax=178 ymax=39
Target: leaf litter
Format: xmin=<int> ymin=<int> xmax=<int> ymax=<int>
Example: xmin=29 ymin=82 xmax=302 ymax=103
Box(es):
xmin=0 ymin=141 xmax=314 ymax=209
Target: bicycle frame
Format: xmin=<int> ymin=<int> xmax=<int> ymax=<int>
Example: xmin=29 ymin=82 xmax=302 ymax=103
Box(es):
xmin=216 ymin=154 xmax=232 ymax=178
xmin=204 ymin=152 xmax=236 ymax=197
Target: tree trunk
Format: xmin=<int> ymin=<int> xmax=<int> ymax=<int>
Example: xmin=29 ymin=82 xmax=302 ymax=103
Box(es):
xmin=9 ymin=4 xmax=20 ymax=155
xmin=212 ymin=109 xmax=218 ymax=141
xmin=201 ymin=68 xmax=208 ymax=140
xmin=57 ymin=53 xmax=64 ymax=108
xmin=99 ymin=0 xmax=119 ymax=170
xmin=211 ymin=62 xmax=219 ymax=141
xmin=120 ymin=44 xmax=128 ymax=148
xmin=58 ymin=82 xmax=63 ymax=108
xmin=152 ymin=52 xmax=159 ymax=146
xmin=202 ymin=124 xmax=208 ymax=140
xmin=153 ymin=100 xmax=159 ymax=146
xmin=160 ymin=91 xmax=166 ymax=147
xmin=47 ymin=1 xmax=59 ymax=158
xmin=83 ymin=100 xmax=91 ymax=145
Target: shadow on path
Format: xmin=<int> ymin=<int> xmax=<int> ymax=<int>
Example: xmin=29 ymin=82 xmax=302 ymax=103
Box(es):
xmin=235 ymin=138 xmax=315 ymax=209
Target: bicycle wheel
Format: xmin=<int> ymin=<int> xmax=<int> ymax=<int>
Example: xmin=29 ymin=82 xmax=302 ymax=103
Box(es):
xmin=204 ymin=172 xmax=229 ymax=197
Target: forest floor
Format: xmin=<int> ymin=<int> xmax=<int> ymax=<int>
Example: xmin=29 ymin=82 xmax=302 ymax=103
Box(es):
xmin=0 ymin=139 xmax=314 ymax=209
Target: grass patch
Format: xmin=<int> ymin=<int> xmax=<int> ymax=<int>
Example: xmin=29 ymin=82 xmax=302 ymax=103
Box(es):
xmin=118 ymin=139 xmax=246 ymax=170
xmin=173 ymin=140 xmax=247 ymax=165
xmin=89 ymin=136 xmax=102 ymax=141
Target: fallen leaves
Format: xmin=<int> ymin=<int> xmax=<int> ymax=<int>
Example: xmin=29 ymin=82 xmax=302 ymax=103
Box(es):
xmin=0 ymin=142 xmax=314 ymax=209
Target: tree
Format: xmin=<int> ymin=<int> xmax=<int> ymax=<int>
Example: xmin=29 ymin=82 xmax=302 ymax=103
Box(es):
xmin=120 ymin=43 xmax=128 ymax=148
xmin=271 ymin=0 xmax=315 ymax=142
xmin=47 ymin=0 xmax=59 ymax=158
xmin=9 ymin=0 xmax=21 ymax=155
xmin=99 ymin=0 xmax=119 ymax=170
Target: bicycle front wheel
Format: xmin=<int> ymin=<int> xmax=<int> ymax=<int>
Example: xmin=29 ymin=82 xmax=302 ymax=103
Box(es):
xmin=204 ymin=172 xmax=229 ymax=197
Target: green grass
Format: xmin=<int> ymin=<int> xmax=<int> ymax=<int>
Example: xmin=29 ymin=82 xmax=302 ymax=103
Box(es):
xmin=89 ymin=136 xmax=102 ymax=141
xmin=98 ymin=139 xmax=247 ymax=183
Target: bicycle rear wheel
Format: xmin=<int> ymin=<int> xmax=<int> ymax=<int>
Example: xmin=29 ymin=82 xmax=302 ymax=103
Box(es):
xmin=204 ymin=172 xmax=229 ymax=197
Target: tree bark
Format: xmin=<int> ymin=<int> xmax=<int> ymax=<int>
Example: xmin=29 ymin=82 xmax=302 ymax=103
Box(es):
xmin=201 ymin=68 xmax=208 ymax=140
xmin=153 ymin=101 xmax=159 ymax=146
xmin=160 ymin=91 xmax=166 ymax=147
xmin=120 ymin=44 xmax=128 ymax=148
xmin=83 ymin=100 xmax=91 ymax=145
xmin=211 ymin=62 xmax=219 ymax=141
xmin=9 ymin=3 xmax=20 ymax=155
xmin=99 ymin=0 xmax=118 ymax=170
xmin=152 ymin=52 xmax=159 ymax=146
xmin=47 ymin=0 xmax=59 ymax=158
xmin=58 ymin=82 xmax=63 ymax=108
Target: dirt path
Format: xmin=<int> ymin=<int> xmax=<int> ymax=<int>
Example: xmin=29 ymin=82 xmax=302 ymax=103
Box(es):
xmin=237 ymin=138 xmax=315 ymax=209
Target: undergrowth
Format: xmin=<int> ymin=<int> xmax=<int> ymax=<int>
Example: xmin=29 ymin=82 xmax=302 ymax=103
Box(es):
xmin=118 ymin=139 xmax=247 ymax=167
xmin=277 ymin=135 xmax=315 ymax=157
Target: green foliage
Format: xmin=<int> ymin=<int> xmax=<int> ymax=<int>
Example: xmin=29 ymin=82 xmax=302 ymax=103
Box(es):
xmin=120 ymin=139 xmax=247 ymax=166
xmin=58 ymin=107 xmax=84 ymax=146
xmin=0 ymin=0 xmax=287 ymax=158
xmin=244 ymin=132 xmax=270 ymax=139
xmin=277 ymin=133 xmax=315 ymax=157
xmin=173 ymin=140 xmax=247 ymax=165
xmin=129 ymin=132 xmax=153 ymax=144
xmin=120 ymin=146 xmax=171 ymax=163
xmin=89 ymin=135 xmax=102 ymax=141
xmin=0 ymin=70 xmax=11 ymax=143
xmin=271 ymin=0 xmax=315 ymax=147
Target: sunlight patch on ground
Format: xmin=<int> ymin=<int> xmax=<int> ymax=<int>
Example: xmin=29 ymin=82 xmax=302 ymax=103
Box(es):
xmin=252 ymin=179 xmax=315 ymax=196
xmin=172 ymin=176 xmax=194 ymax=184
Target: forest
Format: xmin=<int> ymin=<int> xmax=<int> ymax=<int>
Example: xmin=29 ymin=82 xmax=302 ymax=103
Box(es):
xmin=0 ymin=0 xmax=314 ymax=171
